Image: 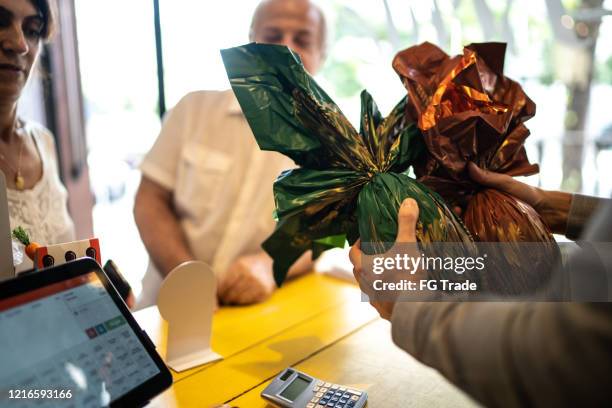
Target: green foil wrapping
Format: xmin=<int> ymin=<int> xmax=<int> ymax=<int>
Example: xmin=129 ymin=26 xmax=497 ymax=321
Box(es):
xmin=221 ymin=43 xmax=474 ymax=287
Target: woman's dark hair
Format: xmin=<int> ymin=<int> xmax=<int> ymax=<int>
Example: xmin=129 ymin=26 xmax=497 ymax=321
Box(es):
xmin=30 ymin=0 xmax=55 ymax=40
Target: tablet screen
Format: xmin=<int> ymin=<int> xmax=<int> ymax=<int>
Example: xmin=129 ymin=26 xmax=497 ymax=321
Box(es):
xmin=0 ymin=272 xmax=160 ymax=407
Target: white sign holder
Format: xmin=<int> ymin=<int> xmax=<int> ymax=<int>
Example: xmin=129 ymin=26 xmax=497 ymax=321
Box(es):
xmin=157 ymin=261 xmax=222 ymax=372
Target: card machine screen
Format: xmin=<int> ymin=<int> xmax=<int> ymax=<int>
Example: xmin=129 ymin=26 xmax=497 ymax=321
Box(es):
xmin=0 ymin=272 xmax=160 ymax=407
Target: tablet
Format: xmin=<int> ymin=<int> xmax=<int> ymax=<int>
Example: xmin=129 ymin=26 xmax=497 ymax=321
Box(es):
xmin=0 ymin=258 xmax=172 ymax=407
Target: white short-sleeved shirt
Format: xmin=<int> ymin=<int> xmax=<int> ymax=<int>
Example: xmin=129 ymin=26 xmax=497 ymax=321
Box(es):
xmin=9 ymin=122 xmax=76 ymax=273
xmin=137 ymin=90 xmax=294 ymax=308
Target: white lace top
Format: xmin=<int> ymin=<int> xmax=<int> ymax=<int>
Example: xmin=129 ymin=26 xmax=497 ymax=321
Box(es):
xmin=8 ymin=122 xmax=75 ymax=272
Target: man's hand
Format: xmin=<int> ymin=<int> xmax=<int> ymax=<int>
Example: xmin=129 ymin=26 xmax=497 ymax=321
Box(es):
xmin=217 ymin=252 xmax=276 ymax=305
xmin=349 ymin=198 xmax=421 ymax=321
xmin=467 ymin=162 xmax=572 ymax=234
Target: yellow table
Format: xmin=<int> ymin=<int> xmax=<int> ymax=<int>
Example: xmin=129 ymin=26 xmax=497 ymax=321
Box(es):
xmin=134 ymin=273 xmax=476 ymax=407
xmin=231 ymin=320 xmax=476 ymax=407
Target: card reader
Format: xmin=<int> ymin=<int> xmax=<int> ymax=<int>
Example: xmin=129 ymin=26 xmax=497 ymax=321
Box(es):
xmin=262 ymin=368 xmax=367 ymax=408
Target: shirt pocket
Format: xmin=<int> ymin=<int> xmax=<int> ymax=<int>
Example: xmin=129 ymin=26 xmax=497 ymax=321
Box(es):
xmin=175 ymin=146 xmax=232 ymax=217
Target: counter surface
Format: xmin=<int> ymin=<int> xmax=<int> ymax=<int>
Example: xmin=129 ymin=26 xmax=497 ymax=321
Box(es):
xmin=133 ymin=273 xmax=476 ymax=407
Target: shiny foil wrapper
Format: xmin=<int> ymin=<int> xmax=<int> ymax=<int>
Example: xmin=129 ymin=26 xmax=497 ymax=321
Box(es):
xmin=222 ymin=43 xmax=476 ymax=287
xmin=392 ymin=42 xmax=540 ymax=197
xmin=393 ymin=42 xmax=559 ymax=292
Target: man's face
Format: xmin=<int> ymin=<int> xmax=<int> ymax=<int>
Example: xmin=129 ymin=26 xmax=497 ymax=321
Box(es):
xmin=251 ymin=0 xmax=324 ymax=75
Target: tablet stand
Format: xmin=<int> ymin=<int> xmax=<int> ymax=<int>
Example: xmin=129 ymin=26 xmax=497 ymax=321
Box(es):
xmin=157 ymin=261 xmax=222 ymax=372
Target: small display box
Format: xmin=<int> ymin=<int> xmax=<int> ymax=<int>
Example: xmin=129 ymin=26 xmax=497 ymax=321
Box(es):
xmin=34 ymin=238 xmax=101 ymax=269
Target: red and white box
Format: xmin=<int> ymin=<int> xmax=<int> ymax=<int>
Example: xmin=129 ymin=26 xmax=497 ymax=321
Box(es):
xmin=34 ymin=238 xmax=101 ymax=269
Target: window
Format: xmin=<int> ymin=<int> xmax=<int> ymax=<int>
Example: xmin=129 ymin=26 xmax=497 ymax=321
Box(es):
xmin=74 ymin=0 xmax=612 ymax=294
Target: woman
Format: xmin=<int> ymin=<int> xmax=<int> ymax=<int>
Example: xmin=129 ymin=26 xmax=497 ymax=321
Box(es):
xmin=0 ymin=0 xmax=137 ymax=308
xmin=0 ymin=0 xmax=74 ymax=272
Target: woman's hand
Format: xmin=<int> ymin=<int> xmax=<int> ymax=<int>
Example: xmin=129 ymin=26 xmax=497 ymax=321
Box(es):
xmin=349 ymin=198 xmax=422 ymax=321
xmin=467 ymin=162 xmax=572 ymax=234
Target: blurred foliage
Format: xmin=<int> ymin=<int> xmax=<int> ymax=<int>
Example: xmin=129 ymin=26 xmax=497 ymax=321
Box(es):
xmin=595 ymin=55 xmax=612 ymax=84
xmin=320 ymin=0 xmax=609 ymax=102
xmin=539 ymin=41 xmax=556 ymax=85
xmin=321 ymin=3 xmax=397 ymax=99
xmin=320 ymin=59 xmax=362 ymax=98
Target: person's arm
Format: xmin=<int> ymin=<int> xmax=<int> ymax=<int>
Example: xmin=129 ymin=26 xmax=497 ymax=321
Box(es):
xmin=134 ymin=93 xmax=198 ymax=276
xmin=134 ymin=176 xmax=195 ymax=277
xmin=217 ymin=250 xmax=313 ymax=305
xmin=351 ymin=197 xmax=612 ymax=407
xmin=287 ymin=250 xmax=313 ymax=278
xmin=565 ymin=194 xmax=606 ymax=240
xmin=390 ymin=300 xmax=612 ymax=407
xmin=468 ymin=162 xmax=610 ymax=238
xmin=468 ymin=162 xmax=571 ymax=234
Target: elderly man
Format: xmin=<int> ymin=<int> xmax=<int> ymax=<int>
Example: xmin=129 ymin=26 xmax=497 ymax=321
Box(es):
xmin=134 ymin=0 xmax=327 ymax=308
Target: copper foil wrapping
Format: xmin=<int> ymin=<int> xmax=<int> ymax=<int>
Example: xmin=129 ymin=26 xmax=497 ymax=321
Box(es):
xmin=393 ymin=42 xmax=560 ymax=293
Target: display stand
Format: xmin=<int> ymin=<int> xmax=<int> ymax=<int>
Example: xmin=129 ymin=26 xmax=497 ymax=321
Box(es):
xmin=157 ymin=261 xmax=222 ymax=372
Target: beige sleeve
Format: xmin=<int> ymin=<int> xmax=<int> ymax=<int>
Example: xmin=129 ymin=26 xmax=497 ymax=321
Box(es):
xmin=139 ymin=94 xmax=197 ymax=191
xmin=565 ymin=194 xmax=610 ymax=240
xmin=390 ymin=300 xmax=612 ymax=407
xmin=390 ymin=203 xmax=612 ymax=406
